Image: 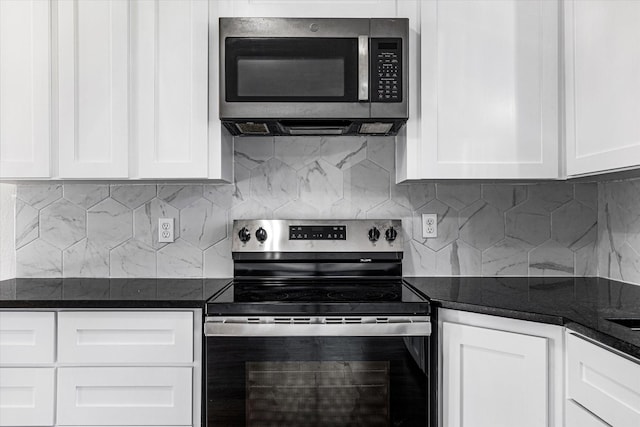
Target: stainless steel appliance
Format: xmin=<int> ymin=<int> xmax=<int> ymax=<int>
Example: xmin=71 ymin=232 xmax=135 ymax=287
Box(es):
xmin=205 ymin=220 xmax=433 ymax=426
xmin=219 ymin=18 xmax=408 ymax=136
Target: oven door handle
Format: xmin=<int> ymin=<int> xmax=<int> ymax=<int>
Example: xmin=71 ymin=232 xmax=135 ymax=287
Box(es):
xmin=204 ymin=316 xmax=431 ymax=337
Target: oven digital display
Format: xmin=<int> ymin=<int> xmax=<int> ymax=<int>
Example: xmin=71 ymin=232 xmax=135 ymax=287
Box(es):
xmin=289 ymin=225 xmax=346 ymax=240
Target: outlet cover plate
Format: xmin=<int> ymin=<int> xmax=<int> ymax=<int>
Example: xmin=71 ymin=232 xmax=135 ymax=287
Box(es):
xmin=158 ymin=218 xmax=175 ymax=243
xmin=422 ymin=213 xmax=437 ymax=238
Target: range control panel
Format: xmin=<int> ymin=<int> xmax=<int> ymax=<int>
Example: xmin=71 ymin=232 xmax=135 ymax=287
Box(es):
xmin=289 ymin=225 xmax=346 ymax=240
xmin=371 ymin=38 xmax=402 ymax=103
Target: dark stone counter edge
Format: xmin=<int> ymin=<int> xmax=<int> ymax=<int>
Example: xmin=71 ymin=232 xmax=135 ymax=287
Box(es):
xmin=431 ymin=300 xmax=640 ymax=361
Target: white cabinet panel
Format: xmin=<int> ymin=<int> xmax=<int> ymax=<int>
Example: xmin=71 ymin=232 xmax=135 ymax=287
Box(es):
xmin=566 ymin=399 xmax=610 ymax=427
xmin=0 ymin=368 xmax=55 ymax=426
xmin=57 ymin=367 xmax=192 ymax=426
xmin=0 ymin=312 xmax=55 ymax=364
xmin=133 ymin=0 xmax=209 ymax=178
xmin=407 ymin=0 xmax=558 ymax=180
xmin=57 ymin=311 xmax=193 ymax=364
xmin=567 ymin=333 xmax=640 ymax=427
xmin=442 ymin=320 xmax=549 ymax=427
xmin=565 ymin=0 xmax=640 ymax=176
xmin=217 ymin=0 xmax=398 ymax=18
xmin=57 ymin=0 xmax=129 ymax=178
xmin=0 ymin=0 xmax=50 ymax=178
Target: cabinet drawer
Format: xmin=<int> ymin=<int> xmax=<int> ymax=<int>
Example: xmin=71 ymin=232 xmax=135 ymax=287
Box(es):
xmin=566 ymin=399 xmax=610 ymax=427
xmin=0 ymin=368 xmax=55 ymax=426
xmin=58 ymin=311 xmax=193 ymax=363
xmin=0 ymin=312 xmax=55 ymax=364
xmin=567 ymin=333 xmax=640 ymax=426
xmin=57 ymin=367 xmax=192 ymax=426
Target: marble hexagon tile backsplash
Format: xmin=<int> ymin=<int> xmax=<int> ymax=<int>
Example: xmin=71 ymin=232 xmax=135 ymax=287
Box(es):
xmin=14 ymin=136 xmax=598 ymax=278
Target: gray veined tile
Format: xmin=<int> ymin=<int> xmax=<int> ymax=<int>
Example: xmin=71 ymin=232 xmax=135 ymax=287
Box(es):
xmin=111 ymin=184 xmax=156 ymax=209
xmin=133 ymin=198 xmax=180 ymax=250
xmin=505 ymin=200 xmax=550 ymax=246
xmin=627 ymin=215 xmax=640 ymax=256
xmin=403 ymin=240 xmax=436 ymax=277
xmin=110 ymin=240 xmax=156 ymax=278
xmin=529 ymin=182 xmax=573 ymax=211
xmin=250 ymin=158 xmax=298 ymax=210
xmin=529 ymin=241 xmax=574 ymax=276
xmin=459 ymin=200 xmax=504 ymax=250
xmin=298 ymin=159 xmax=343 ymax=206
xmin=608 ymin=177 xmax=640 ymax=214
xmin=63 ymin=239 xmax=110 ymax=277
xmin=157 ymin=239 xmax=203 ymax=278
xmin=551 ymin=200 xmax=597 ymax=250
xmin=180 ymin=199 xmax=227 ymax=250
xmin=619 ymin=243 xmax=640 ymax=285
xmin=158 ymin=184 xmax=203 ymax=209
xmin=575 ymin=242 xmax=598 ymax=276
xmin=327 ymin=199 xmax=366 ymax=219
xmin=274 ymin=136 xmax=325 ymax=170
xmin=412 ymin=199 xmax=458 ymax=251
xmin=16 ymin=183 xmax=62 ymax=209
xmin=392 ymin=182 xmax=436 ymax=211
xmin=40 ymin=199 xmax=87 ymax=250
xmin=231 ymin=163 xmax=252 ymax=206
xmin=366 ymin=199 xmax=413 ymax=241
xmin=63 ymin=183 xmax=109 ymax=209
xmin=436 ymin=240 xmax=481 ymax=276
xmin=367 ymin=137 xmax=395 ymax=172
xmin=88 ymin=198 xmax=132 ymax=249
xmin=235 ymin=136 xmax=274 ymax=169
xmin=16 ymin=239 xmax=62 ymax=277
xmin=436 ymin=183 xmax=481 ymax=210
xmin=273 ymin=200 xmax=322 ymax=219
xmin=482 ymin=238 xmax=530 ymax=276
xmin=322 ymin=137 xmax=367 ymax=170
xmin=482 ymin=184 xmax=527 ymax=211
xmin=574 ymin=183 xmax=597 ymax=211
xmin=15 ymin=199 xmax=38 ymax=249
xmin=204 ymin=238 xmax=233 ymax=278
xmin=343 ymin=160 xmax=389 ymax=212
xmin=203 ymin=183 xmax=234 ymax=208
xmin=229 ymin=199 xmax=272 ymax=221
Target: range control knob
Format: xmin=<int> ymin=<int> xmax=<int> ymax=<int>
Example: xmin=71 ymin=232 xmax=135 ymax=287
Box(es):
xmin=255 ymin=227 xmax=268 ymax=243
xmin=385 ymin=227 xmax=398 ymax=242
xmin=238 ymin=227 xmax=251 ymax=243
xmin=368 ymin=227 xmax=381 ymax=242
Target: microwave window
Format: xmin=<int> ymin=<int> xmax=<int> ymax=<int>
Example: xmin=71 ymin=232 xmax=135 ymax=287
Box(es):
xmin=237 ymin=58 xmax=345 ymax=98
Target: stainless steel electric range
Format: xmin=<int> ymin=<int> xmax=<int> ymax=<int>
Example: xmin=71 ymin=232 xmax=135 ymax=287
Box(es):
xmin=205 ymin=219 xmax=434 ymax=427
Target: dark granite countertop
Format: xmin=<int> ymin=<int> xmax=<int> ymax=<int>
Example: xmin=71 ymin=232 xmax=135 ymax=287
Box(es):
xmin=0 ymin=278 xmax=231 ymax=309
xmin=1 ymin=276 xmax=639 ymax=360
xmin=404 ymin=276 xmax=640 ymax=360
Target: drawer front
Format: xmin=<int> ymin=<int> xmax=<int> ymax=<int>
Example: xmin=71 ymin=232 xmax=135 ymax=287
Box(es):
xmin=566 ymin=399 xmax=610 ymax=427
xmin=567 ymin=333 xmax=640 ymax=426
xmin=58 ymin=311 xmax=193 ymax=363
xmin=57 ymin=367 xmax=192 ymax=426
xmin=0 ymin=368 xmax=55 ymax=426
xmin=0 ymin=312 xmax=55 ymax=364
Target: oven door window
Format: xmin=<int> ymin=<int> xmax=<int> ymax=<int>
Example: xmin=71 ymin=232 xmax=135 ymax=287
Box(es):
xmin=206 ymin=336 xmax=428 ymax=426
xmin=225 ymin=38 xmax=359 ymax=102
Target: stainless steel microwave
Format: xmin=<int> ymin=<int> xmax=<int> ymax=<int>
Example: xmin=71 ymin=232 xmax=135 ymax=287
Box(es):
xmin=219 ymin=17 xmax=408 ymax=136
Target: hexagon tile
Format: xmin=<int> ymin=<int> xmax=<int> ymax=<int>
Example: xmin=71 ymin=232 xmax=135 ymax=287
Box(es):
xmin=88 ymin=198 xmax=133 ymax=249
xmin=40 ymin=199 xmax=87 ymax=250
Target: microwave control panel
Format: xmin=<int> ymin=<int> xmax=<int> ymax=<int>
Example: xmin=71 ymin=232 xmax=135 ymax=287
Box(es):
xmin=371 ymin=39 xmax=402 ymax=103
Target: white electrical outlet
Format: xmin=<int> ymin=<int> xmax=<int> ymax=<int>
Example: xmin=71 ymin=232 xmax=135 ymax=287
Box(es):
xmin=422 ymin=213 xmax=437 ymax=238
xmin=158 ymin=218 xmax=175 ymax=243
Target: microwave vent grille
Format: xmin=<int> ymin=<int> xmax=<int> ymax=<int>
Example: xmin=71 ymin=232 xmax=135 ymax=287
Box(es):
xmin=235 ymin=122 xmax=270 ymax=135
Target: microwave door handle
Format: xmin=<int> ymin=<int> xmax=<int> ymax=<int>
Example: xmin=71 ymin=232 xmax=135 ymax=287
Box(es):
xmin=358 ymin=35 xmax=369 ymax=101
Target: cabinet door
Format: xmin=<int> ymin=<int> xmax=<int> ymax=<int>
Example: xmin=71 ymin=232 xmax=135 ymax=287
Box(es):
xmin=565 ymin=0 xmax=640 ymax=176
xmin=57 ymin=0 xmax=129 ymax=178
xmin=0 ymin=0 xmax=50 ymax=178
xmin=0 ymin=368 xmax=55 ymax=426
xmin=415 ymin=0 xmax=558 ymax=179
xmin=0 ymin=312 xmax=55 ymax=364
xmin=217 ymin=0 xmax=398 ymax=17
xmin=442 ymin=321 xmax=548 ymax=427
xmin=133 ymin=0 xmax=208 ymax=178
xmin=566 ymin=399 xmax=610 ymax=427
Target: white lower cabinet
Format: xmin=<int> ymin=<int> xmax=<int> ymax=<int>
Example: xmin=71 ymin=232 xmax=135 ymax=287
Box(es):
xmin=0 ymin=368 xmax=55 ymax=426
xmin=439 ymin=308 xmax=564 ymax=427
xmin=566 ymin=332 xmax=640 ymax=427
xmin=566 ymin=399 xmax=610 ymax=427
xmin=57 ymin=367 xmax=192 ymax=426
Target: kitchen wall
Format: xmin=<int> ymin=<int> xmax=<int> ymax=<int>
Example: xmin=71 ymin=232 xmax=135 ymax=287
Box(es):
xmin=598 ymin=176 xmax=640 ymax=285
xmin=0 ymin=183 xmax=16 ymax=280
xmin=12 ymin=137 xmax=598 ymax=278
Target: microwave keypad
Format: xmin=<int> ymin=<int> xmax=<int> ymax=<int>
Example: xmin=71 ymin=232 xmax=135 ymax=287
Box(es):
xmin=371 ymin=39 xmax=402 ymax=103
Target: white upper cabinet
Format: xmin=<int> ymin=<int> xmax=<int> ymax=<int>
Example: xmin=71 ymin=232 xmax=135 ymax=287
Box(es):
xmin=216 ymin=0 xmax=399 ymax=18
xmin=57 ymin=0 xmax=129 ymax=178
xmin=565 ymin=0 xmax=640 ymax=177
xmin=398 ymin=0 xmax=559 ymax=180
xmin=133 ymin=0 xmax=209 ymax=179
xmin=0 ymin=0 xmax=51 ymax=178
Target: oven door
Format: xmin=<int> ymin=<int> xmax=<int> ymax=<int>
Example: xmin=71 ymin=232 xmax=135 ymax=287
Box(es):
xmin=204 ymin=317 xmax=431 ymax=426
